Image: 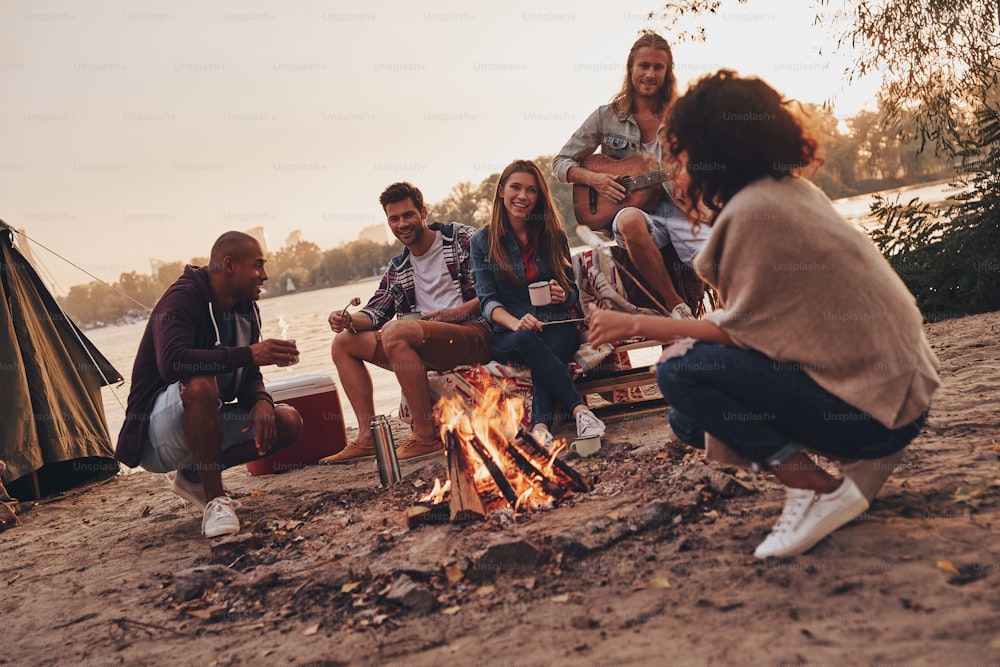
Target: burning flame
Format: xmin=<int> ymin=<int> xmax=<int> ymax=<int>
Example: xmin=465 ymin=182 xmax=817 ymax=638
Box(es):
xmin=419 ymin=369 xmax=585 ymax=514
xmin=278 ymin=316 xmax=289 ymax=340
xmin=423 ymin=477 xmax=451 ymax=504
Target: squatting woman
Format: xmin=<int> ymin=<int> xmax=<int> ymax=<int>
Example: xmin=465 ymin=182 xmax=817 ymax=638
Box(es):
xmin=588 ymin=71 xmax=938 ymax=558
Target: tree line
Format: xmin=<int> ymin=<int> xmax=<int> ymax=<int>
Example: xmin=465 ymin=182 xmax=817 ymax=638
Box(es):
xmin=653 ymin=0 xmax=1000 ymax=320
xmin=58 ymin=237 xmax=407 ymax=328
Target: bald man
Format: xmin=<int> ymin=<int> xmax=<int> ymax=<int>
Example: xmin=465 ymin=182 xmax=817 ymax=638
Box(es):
xmin=116 ymin=231 xmax=302 ymax=538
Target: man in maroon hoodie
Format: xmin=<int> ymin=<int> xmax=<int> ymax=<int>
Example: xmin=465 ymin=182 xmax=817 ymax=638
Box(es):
xmin=116 ymin=231 xmax=302 ymax=538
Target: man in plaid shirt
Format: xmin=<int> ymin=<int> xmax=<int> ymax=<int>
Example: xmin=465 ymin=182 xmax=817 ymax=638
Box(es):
xmin=324 ymin=182 xmax=492 ymax=461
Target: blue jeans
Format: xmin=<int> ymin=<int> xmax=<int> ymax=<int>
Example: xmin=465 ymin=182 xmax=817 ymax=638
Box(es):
xmin=657 ymin=343 xmax=927 ymax=464
xmin=492 ymin=323 xmax=583 ymax=428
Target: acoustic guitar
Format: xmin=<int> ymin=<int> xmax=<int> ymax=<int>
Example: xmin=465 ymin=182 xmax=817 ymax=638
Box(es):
xmin=572 ymin=153 xmax=670 ymax=231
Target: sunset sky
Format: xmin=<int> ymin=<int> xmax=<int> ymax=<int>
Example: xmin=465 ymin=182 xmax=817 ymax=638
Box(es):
xmin=1 ymin=0 xmax=879 ymax=294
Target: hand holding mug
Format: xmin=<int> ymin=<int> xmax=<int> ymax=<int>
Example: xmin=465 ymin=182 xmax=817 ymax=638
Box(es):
xmin=548 ymin=279 xmax=567 ymax=305
xmin=251 ymin=338 xmax=299 ymax=367
xmin=276 ymin=339 xmax=299 ymax=367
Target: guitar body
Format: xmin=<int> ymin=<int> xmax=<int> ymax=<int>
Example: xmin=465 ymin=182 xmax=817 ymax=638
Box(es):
xmin=572 ymin=153 xmax=666 ymax=231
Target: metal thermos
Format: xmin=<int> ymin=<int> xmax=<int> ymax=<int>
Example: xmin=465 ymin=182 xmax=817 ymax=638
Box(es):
xmin=370 ymin=415 xmax=401 ymax=486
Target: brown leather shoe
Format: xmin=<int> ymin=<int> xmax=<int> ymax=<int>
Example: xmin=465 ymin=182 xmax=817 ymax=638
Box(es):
xmin=320 ymin=440 xmax=376 ymax=464
xmin=396 ymin=437 xmax=445 ymax=461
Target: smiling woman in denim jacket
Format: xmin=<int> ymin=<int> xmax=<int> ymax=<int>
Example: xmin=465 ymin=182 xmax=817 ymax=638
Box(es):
xmin=470 ymin=159 xmax=606 ymax=446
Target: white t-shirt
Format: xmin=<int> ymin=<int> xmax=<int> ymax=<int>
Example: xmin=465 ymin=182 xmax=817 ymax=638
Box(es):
xmin=409 ymin=230 xmax=464 ymax=312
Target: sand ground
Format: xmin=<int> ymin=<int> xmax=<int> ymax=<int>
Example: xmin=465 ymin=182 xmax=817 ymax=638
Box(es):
xmin=3 ymin=311 xmax=999 ymax=667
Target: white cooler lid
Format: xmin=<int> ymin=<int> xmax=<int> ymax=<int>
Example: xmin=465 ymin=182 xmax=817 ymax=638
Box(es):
xmin=265 ymin=373 xmax=337 ymax=401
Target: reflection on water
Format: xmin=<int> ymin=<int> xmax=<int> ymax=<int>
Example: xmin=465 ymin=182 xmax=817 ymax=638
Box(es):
xmin=830 ymin=179 xmax=961 ymax=228
xmin=90 ymin=277 xmax=392 ymax=438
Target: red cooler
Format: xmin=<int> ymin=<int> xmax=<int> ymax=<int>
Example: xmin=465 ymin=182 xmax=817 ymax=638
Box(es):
xmin=246 ymin=374 xmax=348 ymax=475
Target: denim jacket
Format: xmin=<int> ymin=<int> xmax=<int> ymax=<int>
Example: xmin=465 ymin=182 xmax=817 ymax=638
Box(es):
xmin=470 ymin=226 xmax=580 ymax=333
xmin=553 ymin=104 xmax=677 ymax=202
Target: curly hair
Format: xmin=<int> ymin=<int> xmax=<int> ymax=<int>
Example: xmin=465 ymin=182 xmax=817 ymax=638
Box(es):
xmin=486 ymin=160 xmax=573 ymax=295
xmin=665 ymin=70 xmax=820 ymax=217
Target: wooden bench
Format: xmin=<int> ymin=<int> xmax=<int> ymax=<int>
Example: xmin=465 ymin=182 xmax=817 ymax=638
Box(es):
xmin=575 ymin=365 xmax=658 ymax=396
xmin=574 ymin=339 xmax=665 ymax=420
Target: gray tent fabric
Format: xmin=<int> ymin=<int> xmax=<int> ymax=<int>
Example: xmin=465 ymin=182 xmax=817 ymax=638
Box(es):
xmin=1 ymin=220 xmax=122 ymax=501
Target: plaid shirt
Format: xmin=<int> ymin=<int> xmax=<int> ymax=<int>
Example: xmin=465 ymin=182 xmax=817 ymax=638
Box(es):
xmin=360 ymin=221 xmax=486 ymax=330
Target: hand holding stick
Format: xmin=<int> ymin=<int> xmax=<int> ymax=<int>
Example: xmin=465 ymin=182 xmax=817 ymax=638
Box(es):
xmin=328 ymin=297 xmax=362 ymax=333
xmin=342 ymin=296 xmax=361 ymax=319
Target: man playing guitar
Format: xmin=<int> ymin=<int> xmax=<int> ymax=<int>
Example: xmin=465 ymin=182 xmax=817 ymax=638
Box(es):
xmin=553 ymin=32 xmax=710 ymax=319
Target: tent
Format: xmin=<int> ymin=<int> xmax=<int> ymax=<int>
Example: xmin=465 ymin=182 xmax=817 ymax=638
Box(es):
xmin=1 ymin=219 xmax=122 ymax=521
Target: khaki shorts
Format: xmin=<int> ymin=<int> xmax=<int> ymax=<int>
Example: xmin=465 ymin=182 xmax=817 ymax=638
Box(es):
xmin=371 ymin=320 xmax=492 ymax=372
xmin=139 ymin=381 xmax=254 ymax=473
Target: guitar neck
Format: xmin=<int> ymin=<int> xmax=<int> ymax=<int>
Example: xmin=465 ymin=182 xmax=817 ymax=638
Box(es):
xmin=620 ymin=171 xmax=668 ymax=192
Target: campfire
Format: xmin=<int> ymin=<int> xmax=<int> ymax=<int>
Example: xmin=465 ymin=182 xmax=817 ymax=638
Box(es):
xmin=409 ymin=377 xmax=590 ymax=526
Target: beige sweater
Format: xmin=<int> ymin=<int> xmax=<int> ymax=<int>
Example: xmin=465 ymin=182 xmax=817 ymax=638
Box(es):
xmin=695 ymin=176 xmax=939 ymax=430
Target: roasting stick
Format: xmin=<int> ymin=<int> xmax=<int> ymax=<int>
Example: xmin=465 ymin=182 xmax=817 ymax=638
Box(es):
xmin=608 ymin=259 xmax=671 ymax=316
xmin=539 ymin=317 xmax=588 ymax=327
xmin=341 ymin=296 xmax=361 ymax=319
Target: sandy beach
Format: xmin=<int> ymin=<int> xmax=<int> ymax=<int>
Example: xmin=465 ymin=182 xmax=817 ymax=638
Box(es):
xmin=3 ymin=311 xmax=999 ymax=666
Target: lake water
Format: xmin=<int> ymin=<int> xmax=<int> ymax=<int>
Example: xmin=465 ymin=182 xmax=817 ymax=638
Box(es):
xmin=89 ymin=180 xmax=961 ymax=441
xmin=829 ymin=179 xmax=962 ymax=228
xmin=90 ymin=277 xmax=394 ymax=439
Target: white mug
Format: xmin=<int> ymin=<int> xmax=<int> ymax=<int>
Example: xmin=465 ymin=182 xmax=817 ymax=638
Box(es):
xmin=571 ymin=436 xmax=601 ymax=457
xmin=528 ymin=281 xmax=552 ymax=306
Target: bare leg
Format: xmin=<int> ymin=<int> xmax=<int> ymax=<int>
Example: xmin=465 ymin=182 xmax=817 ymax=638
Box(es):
xmin=381 ymin=321 xmax=437 ymax=442
xmin=178 ymin=377 xmax=225 ymax=502
xmin=331 ymin=330 xmax=379 ymax=445
xmin=616 ymin=208 xmax=685 ymax=310
xmin=769 ymin=451 xmax=841 ymax=494
xmin=218 ymin=405 xmax=303 ymax=467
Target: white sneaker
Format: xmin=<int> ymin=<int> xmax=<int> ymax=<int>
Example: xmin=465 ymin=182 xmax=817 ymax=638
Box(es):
xmin=840 ymin=450 xmax=906 ymax=503
xmin=575 ymin=409 xmax=606 ymax=439
xmin=753 ymin=487 xmax=814 ymax=559
xmin=167 ymin=471 xmax=241 ymax=512
xmin=754 ymin=478 xmax=869 ymax=559
xmin=530 ymin=424 xmax=554 ymax=448
xmin=202 ymin=496 xmax=240 ymax=538
xmin=670 ymin=303 xmax=695 ymax=320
